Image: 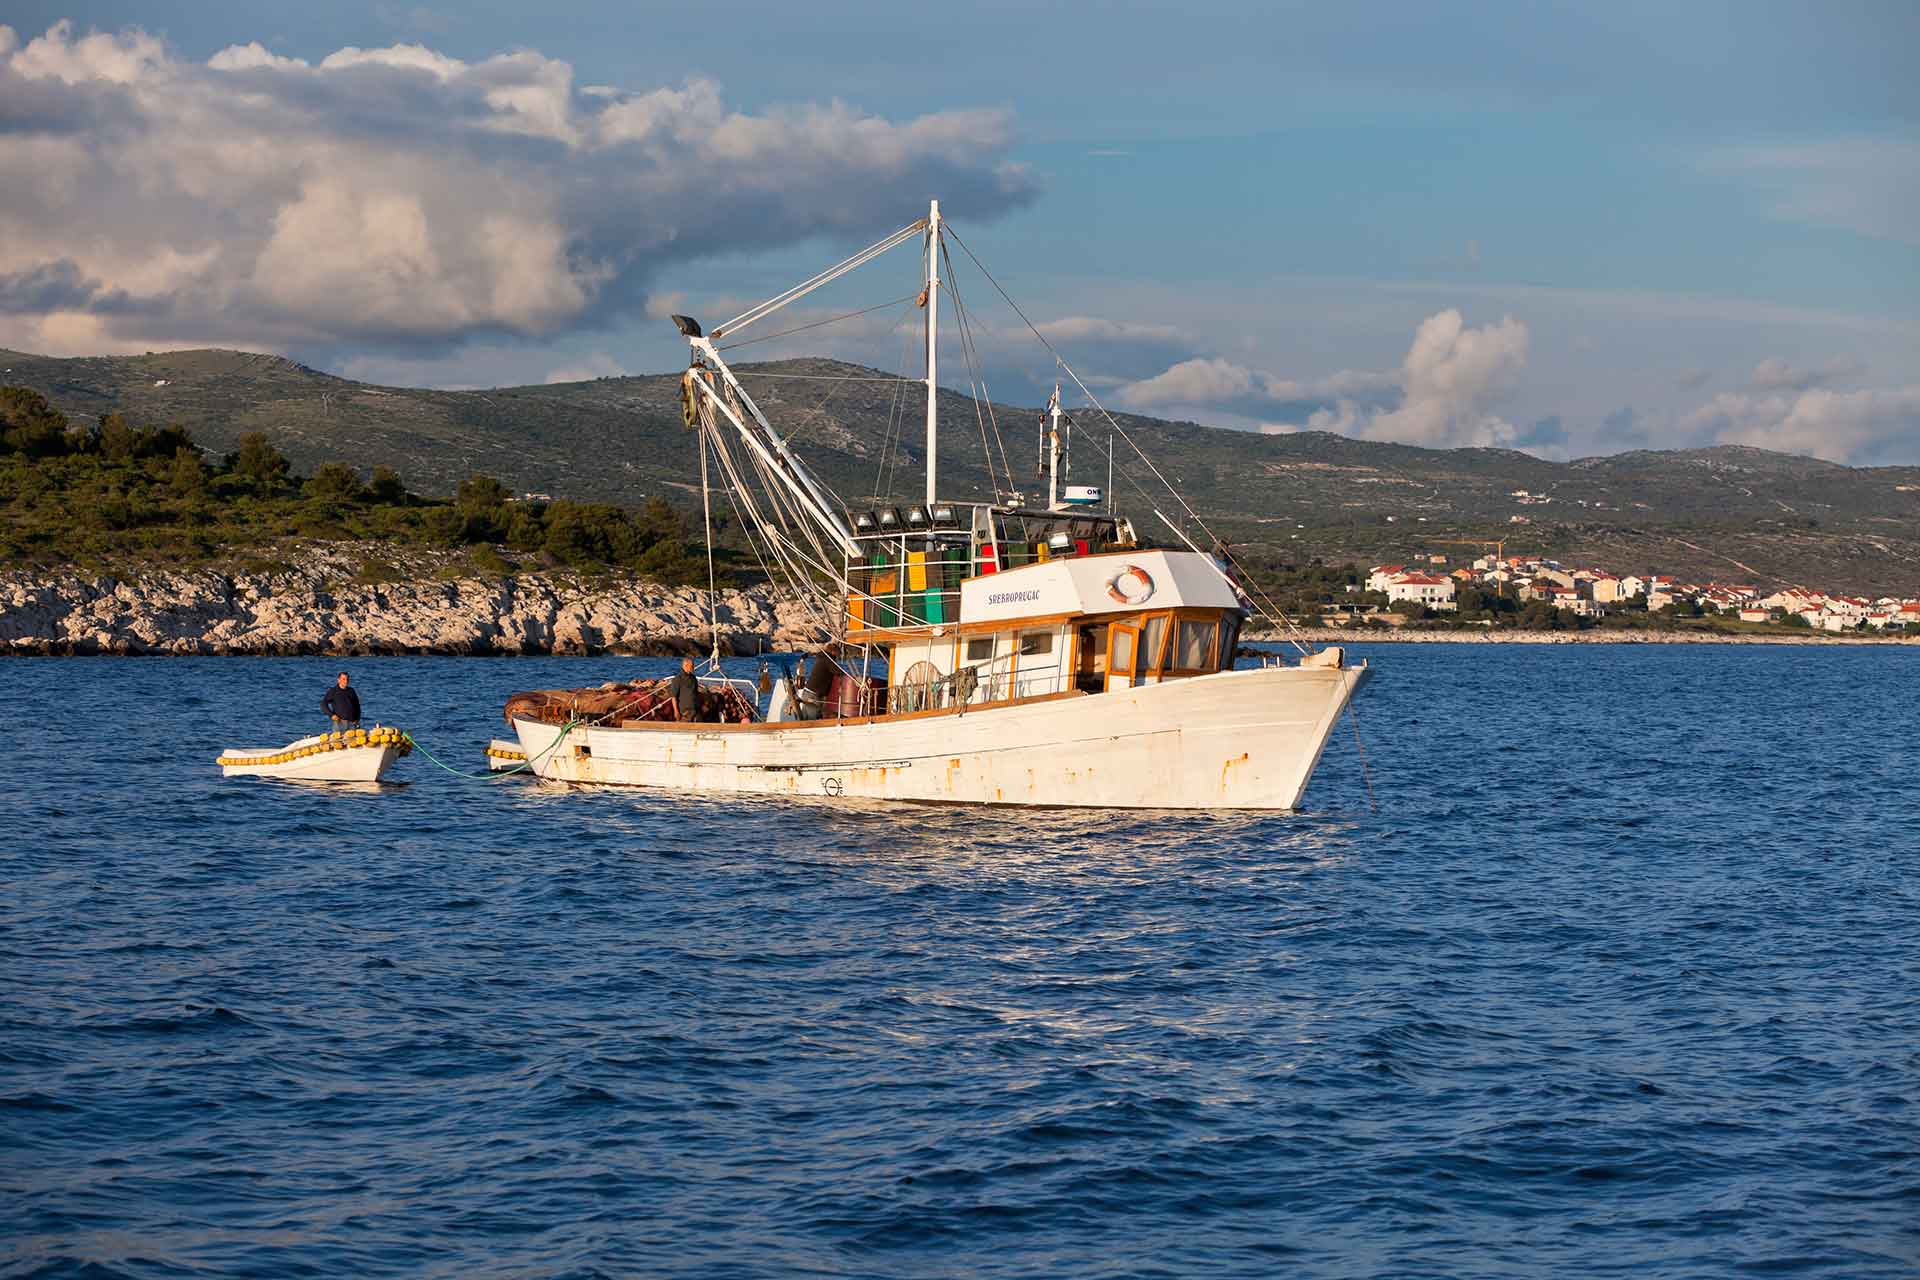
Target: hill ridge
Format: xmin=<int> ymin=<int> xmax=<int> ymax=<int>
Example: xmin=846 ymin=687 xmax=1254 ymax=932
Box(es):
xmin=6 ymin=346 xmax=1919 ymax=591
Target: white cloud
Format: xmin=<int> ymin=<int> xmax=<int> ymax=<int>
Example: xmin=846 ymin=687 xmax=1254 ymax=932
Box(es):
xmin=1117 ymin=356 xmax=1398 ymax=418
xmin=1120 ymin=357 xmax=1268 ymax=408
xmin=1680 ymin=385 xmax=1920 ymax=464
xmin=544 ymin=351 xmax=628 ymax=383
xmin=1033 ymin=316 xmax=1183 ymax=345
xmin=1748 ymin=355 xmax=1868 ymax=392
xmin=1118 ymin=309 xmax=1528 ymax=448
xmin=1362 ymin=309 xmax=1528 ymax=447
xmin=0 ymin=21 xmax=1036 ymax=356
xmin=1711 ymin=139 xmax=1920 ymax=247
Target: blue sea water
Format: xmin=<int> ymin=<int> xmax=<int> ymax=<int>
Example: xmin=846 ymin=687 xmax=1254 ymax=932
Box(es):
xmin=2 ymin=644 xmax=1917 ymax=1278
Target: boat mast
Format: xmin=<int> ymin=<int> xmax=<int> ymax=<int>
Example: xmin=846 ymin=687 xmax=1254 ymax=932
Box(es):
xmin=1047 ymin=382 xmax=1064 ymax=511
xmin=923 ymin=198 xmax=940 ymax=507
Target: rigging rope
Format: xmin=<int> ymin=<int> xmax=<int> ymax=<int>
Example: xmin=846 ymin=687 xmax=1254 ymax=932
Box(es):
xmin=715 ymin=221 xmax=923 ymax=338
xmin=943 ymin=224 xmax=1315 ymax=654
xmin=731 ymin=373 xmax=919 ymax=382
xmin=872 ymin=297 xmax=924 ymax=501
xmin=1345 ymin=702 xmax=1379 ymax=814
xmin=699 ymin=426 xmax=721 ymax=665
xmin=717 ymin=294 xmax=920 ymax=351
xmin=940 ymin=239 xmax=1016 ymax=503
xmin=780 ymin=296 xmax=921 ymax=458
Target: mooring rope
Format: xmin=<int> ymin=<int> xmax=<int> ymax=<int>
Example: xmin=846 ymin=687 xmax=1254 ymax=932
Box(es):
xmin=402 ymin=718 xmax=583 ymax=782
xmin=1345 ymin=702 xmax=1379 ymax=814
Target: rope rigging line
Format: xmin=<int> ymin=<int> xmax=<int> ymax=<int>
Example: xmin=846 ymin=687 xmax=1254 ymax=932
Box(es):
xmin=715 ymin=221 xmax=924 ymax=338
xmin=945 ymin=277 xmax=1001 ymax=500
xmin=872 ymin=296 xmax=924 ymax=501
xmin=714 ymin=448 xmax=836 ymax=634
xmin=943 ymin=223 xmax=1316 ymax=653
xmin=689 ymin=369 xmax=849 ymax=564
xmin=699 ymin=400 xmax=929 ymax=633
xmin=705 ymin=404 xmax=825 ymax=597
xmin=695 ymin=395 xmax=853 ymax=630
xmin=872 ymin=363 xmax=909 ymax=502
xmin=717 ymin=293 xmax=921 ymax=351
xmin=699 ymin=426 xmax=721 ymax=664
xmin=779 ymin=294 xmax=922 ymax=459
xmin=730 ymin=373 xmax=920 ymax=382
xmin=940 ymin=239 xmax=1016 ymax=503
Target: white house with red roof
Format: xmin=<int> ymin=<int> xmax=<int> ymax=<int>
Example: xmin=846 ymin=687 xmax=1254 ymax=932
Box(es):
xmin=1366 ymin=564 xmax=1407 ymax=593
xmin=1382 ymin=572 xmax=1458 ymax=612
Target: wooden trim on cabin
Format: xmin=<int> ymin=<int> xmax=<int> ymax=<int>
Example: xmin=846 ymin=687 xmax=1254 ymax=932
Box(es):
xmin=864 ymin=600 xmax=1237 ymax=646
xmin=855 ymin=609 xmax=1087 ymax=643
xmin=593 ymin=687 xmax=1089 ymax=734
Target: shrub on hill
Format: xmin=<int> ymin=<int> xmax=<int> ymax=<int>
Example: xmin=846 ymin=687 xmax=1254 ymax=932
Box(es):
xmin=0 ymin=387 xmax=714 ymax=584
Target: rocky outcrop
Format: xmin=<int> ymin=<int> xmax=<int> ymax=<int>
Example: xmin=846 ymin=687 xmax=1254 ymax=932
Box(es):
xmin=0 ymin=544 xmax=828 ymax=656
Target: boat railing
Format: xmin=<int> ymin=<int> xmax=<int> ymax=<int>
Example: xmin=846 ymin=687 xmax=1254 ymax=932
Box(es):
xmin=875 ymin=658 xmax=1071 ymax=716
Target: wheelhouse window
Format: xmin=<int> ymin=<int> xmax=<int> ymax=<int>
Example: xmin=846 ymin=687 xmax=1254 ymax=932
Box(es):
xmin=1175 ymin=619 xmax=1216 ymax=671
xmin=1218 ymin=615 xmax=1243 ymax=669
xmin=1140 ymin=614 xmax=1170 ymax=674
xmin=965 ymin=636 xmax=994 ymax=662
xmin=1018 ymin=630 xmax=1053 ymax=657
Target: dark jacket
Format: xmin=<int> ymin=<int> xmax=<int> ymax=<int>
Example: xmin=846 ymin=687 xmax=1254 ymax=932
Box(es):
xmin=667 ymin=670 xmax=699 ymax=720
xmin=322 ymin=684 xmax=362 ymax=722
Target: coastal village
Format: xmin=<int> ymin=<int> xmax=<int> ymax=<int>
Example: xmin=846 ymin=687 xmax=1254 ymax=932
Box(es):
xmin=1354 ymin=552 xmax=1920 ymax=632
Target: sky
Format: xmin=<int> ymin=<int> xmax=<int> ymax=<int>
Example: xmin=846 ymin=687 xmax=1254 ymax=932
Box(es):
xmin=1 ymin=1 xmax=1916 ymax=462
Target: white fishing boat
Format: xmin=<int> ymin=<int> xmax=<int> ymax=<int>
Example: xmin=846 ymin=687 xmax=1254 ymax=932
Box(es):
xmin=509 ymin=201 xmax=1370 ymax=810
xmin=217 ymin=727 xmax=412 ymax=782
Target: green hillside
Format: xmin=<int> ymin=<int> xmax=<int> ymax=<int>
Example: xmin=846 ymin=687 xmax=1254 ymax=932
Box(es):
xmin=7 ymin=346 xmax=1920 ymax=592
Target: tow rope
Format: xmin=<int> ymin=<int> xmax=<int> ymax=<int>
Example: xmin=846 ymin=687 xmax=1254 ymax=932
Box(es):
xmin=401 ymin=719 xmax=583 ymax=782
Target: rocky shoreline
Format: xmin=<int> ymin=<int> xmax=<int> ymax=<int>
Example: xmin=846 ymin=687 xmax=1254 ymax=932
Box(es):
xmin=7 ymin=544 xmax=1916 ymax=656
xmin=1 ymin=543 xmax=828 ymax=657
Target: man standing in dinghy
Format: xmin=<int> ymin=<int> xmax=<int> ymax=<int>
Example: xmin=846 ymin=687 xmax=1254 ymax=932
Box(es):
xmin=322 ymin=671 xmax=362 ymax=737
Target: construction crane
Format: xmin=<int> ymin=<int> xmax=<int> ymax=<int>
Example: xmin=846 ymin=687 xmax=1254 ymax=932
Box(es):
xmin=1435 ymin=538 xmax=1514 ymax=618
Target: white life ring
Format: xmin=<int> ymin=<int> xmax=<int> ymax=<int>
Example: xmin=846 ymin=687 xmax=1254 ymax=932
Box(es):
xmin=1106 ymin=564 xmax=1155 ymax=605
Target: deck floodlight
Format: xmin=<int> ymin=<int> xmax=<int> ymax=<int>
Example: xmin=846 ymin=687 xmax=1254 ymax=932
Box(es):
xmin=930 ymin=503 xmax=957 ymax=527
xmin=877 ymin=506 xmax=902 ymax=531
xmin=671 ymin=314 xmax=703 ymax=338
xmin=852 ymin=510 xmax=878 ymax=534
xmin=906 ymin=505 xmax=930 ymax=529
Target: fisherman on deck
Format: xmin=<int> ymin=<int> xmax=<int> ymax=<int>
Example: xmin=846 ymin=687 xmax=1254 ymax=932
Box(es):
xmin=321 ymin=671 xmax=361 ymax=736
xmin=667 ymin=657 xmax=701 ymax=722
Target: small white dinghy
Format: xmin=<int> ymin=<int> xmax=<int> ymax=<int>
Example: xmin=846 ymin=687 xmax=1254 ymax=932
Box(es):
xmin=217 ymin=726 xmax=412 ymax=782
xmin=485 ymin=738 xmax=528 ymax=773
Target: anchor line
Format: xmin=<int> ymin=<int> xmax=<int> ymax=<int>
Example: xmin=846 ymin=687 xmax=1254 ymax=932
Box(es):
xmin=1345 ymin=702 xmax=1378 ymax=814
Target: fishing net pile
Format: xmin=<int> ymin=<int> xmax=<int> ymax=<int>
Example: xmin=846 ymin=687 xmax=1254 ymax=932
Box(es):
xmin=502 ymin=678 xmax=758 ymax=726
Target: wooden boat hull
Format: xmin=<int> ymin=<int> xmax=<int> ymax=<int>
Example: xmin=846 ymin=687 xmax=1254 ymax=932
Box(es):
xmin=513 ymin=662 xmax=1368 ymax=810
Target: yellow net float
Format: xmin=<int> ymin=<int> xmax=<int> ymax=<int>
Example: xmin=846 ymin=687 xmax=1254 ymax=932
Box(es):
xmin=215 ymin=725 xmax=411 ymax=768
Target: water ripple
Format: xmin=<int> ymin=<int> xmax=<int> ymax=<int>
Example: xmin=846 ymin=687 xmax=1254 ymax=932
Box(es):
xmin=3 ymin=648 xmax=1919 ymax=1277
